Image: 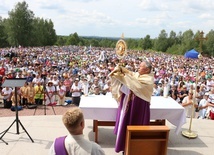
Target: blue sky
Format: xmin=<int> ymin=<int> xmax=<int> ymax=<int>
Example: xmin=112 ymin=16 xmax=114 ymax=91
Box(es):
xmin=0 ymin=0 xmax=214 ymax=38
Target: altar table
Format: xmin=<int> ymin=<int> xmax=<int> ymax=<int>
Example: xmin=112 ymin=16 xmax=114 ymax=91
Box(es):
xmin=80 ymin=94 xmax=186 ymax=142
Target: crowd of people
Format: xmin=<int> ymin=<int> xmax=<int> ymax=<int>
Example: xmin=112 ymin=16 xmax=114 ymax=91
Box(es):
xmin=0 ymin=45 xmax=214 ymax=119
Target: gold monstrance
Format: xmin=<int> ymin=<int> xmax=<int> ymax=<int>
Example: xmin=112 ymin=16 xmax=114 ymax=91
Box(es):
xmin=109 ymin=33 xmax=127 ymax=76
xmin=182 ymin=31 xmax=207 ymax=139
xmin=115 ymin=33 xmax=127 ymax=59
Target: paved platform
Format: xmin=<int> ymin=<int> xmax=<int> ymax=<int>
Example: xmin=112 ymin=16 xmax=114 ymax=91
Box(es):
xmin=0 ymin=113 xmax=213 ymax=155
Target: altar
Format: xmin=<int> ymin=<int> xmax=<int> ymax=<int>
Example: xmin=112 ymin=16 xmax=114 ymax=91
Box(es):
xmin=79 ymin=94 xmax=186 ymax=142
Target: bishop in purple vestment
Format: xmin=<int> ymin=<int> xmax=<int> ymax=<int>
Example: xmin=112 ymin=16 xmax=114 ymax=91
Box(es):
xmin=109 ymin=60 xmax=154 ymax=153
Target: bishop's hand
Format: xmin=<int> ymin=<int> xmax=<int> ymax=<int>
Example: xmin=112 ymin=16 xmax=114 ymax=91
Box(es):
xmin=120 ymin=66 xmax=129 ymax=74
xmin=108 ymin=64 xmax=122 ymax=76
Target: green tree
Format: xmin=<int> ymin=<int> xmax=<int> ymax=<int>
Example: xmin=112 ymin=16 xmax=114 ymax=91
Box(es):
xmin=6 ymin=1 xmax=34 ymax=46
xmin=67 ymin=32 xmax=80 ymax=45
xmin=56 ymin=36 xmax=67 ymax=46
xmin=126 ymin=38 xmax=138 ymax=49
xmin=110 ymin=41 xmax=117 ymax=48
xmin=142 ymin=35 xmax=152 ymax=50
xmin=32 ymin=17 xmax=44 ymax=46
xmin=78 ymin=37 xmax=86 ymax=46
xmin=89 ymin=39 xmax=99 ymax=47
xmin=43 ymin=19 xmax=57 ymax=46
xmin=137 ymin=38 xmax=143 ymax=49
xmin=0 ymin=17 xmax=9 ymax=47
xmin=100 ymin=38 xmax=113 ymax=47
xmin=180 ymin=29 xmax=196 ymax=54
xmin=204 ymin=30 xmax=214 ymax=56
xmin=154 ymin=29 xmax=168 ymax=52
xmin=30 ymin=18 xmax=57 ymax=46
xmin=166 ymin=44 xmax=181 ymax=55
xmin=177 ymin=31 xmax=183 ymax=44
xmin=168 ymin=30 xmax=177 ymax=47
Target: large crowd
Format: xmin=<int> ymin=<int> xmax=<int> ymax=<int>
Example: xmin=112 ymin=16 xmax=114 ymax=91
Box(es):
xmin=0 ymin=45 xmax=214 ymax=119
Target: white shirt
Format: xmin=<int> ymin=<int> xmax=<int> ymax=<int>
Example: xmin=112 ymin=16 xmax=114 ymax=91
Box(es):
xmin=52 ymin=79 xmax=59 ymax=86
xmin=182 ymin=96 xmax=197 ymax=118
xmin=82 ymin=81 xmax=89 ymax=95
xmin=2 ymin=87 xmax=13 ymax=99
xmin=206 ymin=80 xmax=214 ymax=91
xmin=56 ymin=85 xmax=66 ymax=96
xmin=46 ymin=86 xmax=56 ymax=96
xmin=71 ymin=83 xmax=82 ymax=97
xmin=199 ymin=98 xmax=207 ymax=107
xmin=208 ymin=93 xmax=214 ymax=104
xmin=32 ymin=77 xmax=44 ymax=85
xmin=49 ymin=134 xmax=105 ymax=155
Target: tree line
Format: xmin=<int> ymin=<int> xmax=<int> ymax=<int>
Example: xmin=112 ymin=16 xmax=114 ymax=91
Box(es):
xmin=1 ymin=1 xmax=214 ymax=56
xmin=57 ymin=29 xmax=214 ymax=56
xmin=0 ymin=1 xmax=57 ymax=47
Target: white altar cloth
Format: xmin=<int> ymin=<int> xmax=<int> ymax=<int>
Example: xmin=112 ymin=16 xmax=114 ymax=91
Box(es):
xmin=80 ymin=94 xmax=186 ymax=134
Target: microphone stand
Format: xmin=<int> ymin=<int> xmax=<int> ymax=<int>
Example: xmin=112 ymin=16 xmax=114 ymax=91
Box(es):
xmin=0 ymin=79 xmax=34 ymax=145
xmin=33 ymin=75 xmax=56 ymax=115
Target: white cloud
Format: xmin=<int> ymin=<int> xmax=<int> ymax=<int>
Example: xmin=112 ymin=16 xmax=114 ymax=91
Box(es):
xmin=169 ymin=21 xmax=192 ymax=29
xmin=54 ymin=9 xmax=117 ymax=27
xmin=133 ymin=12 xmax=171 ymax=27
xmin=140 ymin=0 xmax=157 ymax=11
xmin=135 ymin=18 xmax=148 ymax=24
xmin=199 ymin=13 xmax=212 ymax=19
xmin=139 ymin=0 xmax=180 ymax=11
xmin=0 ymin=0 xmax=214 ymax=38
xmin=183 ymin=0 xmax=214 ymax=11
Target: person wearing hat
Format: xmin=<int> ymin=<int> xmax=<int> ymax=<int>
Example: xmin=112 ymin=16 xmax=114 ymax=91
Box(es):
xmin=198 ymin=92 xmax=209 ymax=119
xmin=45 ymin=81 xmax=56 ymax=106
xmin=70 ymin=78 xmax=82 ymax=106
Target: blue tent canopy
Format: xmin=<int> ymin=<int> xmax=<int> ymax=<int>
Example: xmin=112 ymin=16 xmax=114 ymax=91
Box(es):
xmin=184 ymin=49 xmax=199 ymax=59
